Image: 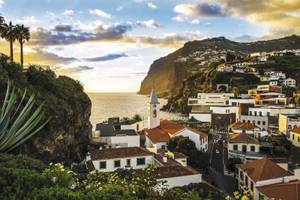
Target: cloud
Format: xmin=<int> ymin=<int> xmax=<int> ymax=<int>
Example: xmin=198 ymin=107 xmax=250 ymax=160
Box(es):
xmin=89 ymin=9 xmax=112 ymax=19
xmin=53 ymin=24 xmax=73 ymax=32
xmin=147 ymin=2 xmax=158 ymax=10
xmin=173 ymin=0 xmax=300 ymax=37
xmin=62 ymin=10 xmax=75 ymax=16
xmin=116 ymin=6 xmax=123 ymax=11
xmin=29 ymin=23 xmax=132 ymax=46
xmin=16 ymin=16 xmax=40 ymax=26
xmin=136 ymin=20 xmax=161 ymax=28
xmin=0 ymin=0 xmax=4 ymax=8
xmin=85 ymin=53 xmax=128 ymax=62
xmin=173 ymin=2 xmax=227 ymax=22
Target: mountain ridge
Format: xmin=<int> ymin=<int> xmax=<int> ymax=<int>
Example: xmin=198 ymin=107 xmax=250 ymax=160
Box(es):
xmin=138 ymin=35 xmax=300 ymax=98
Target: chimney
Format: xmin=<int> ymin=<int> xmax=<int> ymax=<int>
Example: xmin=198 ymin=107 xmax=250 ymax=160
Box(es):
xmin=294 ymin=168 xmax=300 ymax=181
xmin=163 ymin=157 xmax=168 ymax=163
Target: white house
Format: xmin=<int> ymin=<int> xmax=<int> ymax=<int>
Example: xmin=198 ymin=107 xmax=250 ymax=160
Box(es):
xmin=228 ymin=133 xmax=262 ymax=161
xmin=145 ymin=89 xmax=209 ymax=153
xmin=87 ymin=147 xmax=202 ymax=189
xmin=94 ymin=118 xmax=140 ymax=148
xmin=283 ymin=78 xmax=296 ymax=88
xmin=145 ymin=119 xmax=208 ymax=152
xmin=237 ymin=158 xmax=300 ymax=200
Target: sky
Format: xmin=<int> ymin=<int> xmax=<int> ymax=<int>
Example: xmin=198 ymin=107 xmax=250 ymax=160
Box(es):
xmin=1 ymin=0 xmax=300 ymax=92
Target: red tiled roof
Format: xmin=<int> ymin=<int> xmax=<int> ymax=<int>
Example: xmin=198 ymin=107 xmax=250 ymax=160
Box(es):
xmin=238 ymin=157 xmax=292 ymax=182
xmin=230 ymin=122 xmax=258 ymax=130
xmin=159 ymin=120 xmax=185 ymax=135
xmin=145 ymin=127 xmax=171 ymax=143
xmin=257 ymin=180 xmax=300 ymax=200
xmin=90 ymin=147 xmax=154 ymax=160
xmin=229 ymin=133 xmax=259 ymax=144
xmin=291 ymin=127 xmax=300 ymax=134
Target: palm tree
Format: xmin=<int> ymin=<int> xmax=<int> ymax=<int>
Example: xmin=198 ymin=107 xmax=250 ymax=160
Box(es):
xmin=2 ymin=21 xmax=17 ymax=63
xmin=0 ymin=15 xmax=6 ymax=52
xmin=15 ymin=24 xmax=30 ymax=67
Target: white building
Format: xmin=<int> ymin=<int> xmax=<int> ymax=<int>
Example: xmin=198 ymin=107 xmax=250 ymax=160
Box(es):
xmin=94 ymin=118 xmax=140 ymax=148
xmin=237 ymin=158 xmax=300 ymax=200
xmin=279 ymin=114 xmax=300 ymax=135
xmin=188 ymin=93 xmax=235 ymax=107
xmin=87 ymin=147 xmax=202 ymax=189
xmin=283 ymin=78 xmax=296 ymax=88
xmin=145 ymin=119 xmax=208 ymax=152
xmin=228 ymin=132 xmax=262 ymax=161
xmin=145 ymin=89 xmax=209 ymax=152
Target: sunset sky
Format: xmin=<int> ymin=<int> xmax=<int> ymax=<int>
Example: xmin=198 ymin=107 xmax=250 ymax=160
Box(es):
xmin=1 ymin=0 xmax=300 ymax=92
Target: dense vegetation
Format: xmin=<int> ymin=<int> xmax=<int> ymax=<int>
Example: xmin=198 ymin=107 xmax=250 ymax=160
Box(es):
xmin=0 ymin=56 xmax=92 ymax=164
xmin=168 ymin=136 xmax=209 ymax=170
xmin=0 ymin=153 xmax=221 ymax=200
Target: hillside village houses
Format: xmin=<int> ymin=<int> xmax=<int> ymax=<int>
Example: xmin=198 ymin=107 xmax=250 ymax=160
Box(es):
xmin=87 ymin=88 xmax=208 ymax=189
xmin=236 ymin=157 xmax=300 ymax=200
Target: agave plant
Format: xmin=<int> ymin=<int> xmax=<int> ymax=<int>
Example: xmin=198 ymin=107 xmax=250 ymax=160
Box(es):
xmin=0 ymin=81 xmax=49 ymax=152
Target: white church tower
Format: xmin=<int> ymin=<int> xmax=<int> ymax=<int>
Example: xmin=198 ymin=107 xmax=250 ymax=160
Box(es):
xmin=147 ymin=88 xmax=160 ymax=129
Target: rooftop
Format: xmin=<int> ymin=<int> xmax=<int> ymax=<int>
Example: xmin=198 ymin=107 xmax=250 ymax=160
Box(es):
xmin=229 ymin=121 xmax=259 ymax=130
xmin=238 ymin=157 xmax=292 ymax=182
xmin=145 ymin=119 xmax=208 ymax=143
xmin=229 ymin=133 xmax=260 ymax=144
xmin=95 ymin=123 xmax=138 ymax=137
xmin=90 ymin=147 xmax=154 ymax=160
xmin=257 ymin=180 xmax=300 ymax=200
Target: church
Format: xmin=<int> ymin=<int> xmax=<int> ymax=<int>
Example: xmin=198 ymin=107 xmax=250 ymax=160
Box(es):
xmin=144 ymin=88 xmax=209 ymax=153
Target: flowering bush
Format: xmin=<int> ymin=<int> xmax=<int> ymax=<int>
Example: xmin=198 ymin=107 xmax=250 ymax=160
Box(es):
xmin=43 ymin=163 xmax=76 ymax=189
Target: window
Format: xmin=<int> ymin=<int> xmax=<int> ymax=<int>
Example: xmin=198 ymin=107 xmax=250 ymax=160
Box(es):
xmin=250 ymin=146 xmax=255 ymax=152
xmin=254 ymin=111 xmax=257 ymax=116
xmin=262 ymin=121 xmax=266 ymax=125
xmin=233 ymin=145 xmax=238 ymax=151
xmin=245 ymin=176 xmax=248 ymax=187
xmin=250 ymin=181 xmax=254 ymax=191
xmin=293 ymin=134 xmax=295 ymax=140
xmin=99 ymin=161 xmax=106 ymax=169
xmin=161 ymin=145 xmax=166 ymax=150
xmin=298 ymin=137 xmax=300 ymax=142
xmin=259 ymin=112 xmax=262 ymax=116
xmin=153 ymin=110 xmax=157 ymax=118
xmin=114 ymin=160 xmax=121 ymax=168
xmin=257 ymin=121 xmax=261 ymax=125
xmin=126 ymin=159 xmax=131 ymax=167
xmin=137 ymin=158 xmax=146 ymax=166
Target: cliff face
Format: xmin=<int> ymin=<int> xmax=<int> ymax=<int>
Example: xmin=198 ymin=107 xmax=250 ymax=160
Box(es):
xmin=0 ymin=57 xmax=92 ymax=164
xmin=139 ymin=35 xmax=300 ymax=97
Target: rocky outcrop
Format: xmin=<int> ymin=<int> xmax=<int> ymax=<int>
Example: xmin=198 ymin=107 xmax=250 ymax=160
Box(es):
xmin=0 ymin=59 xmax=92 ymax=164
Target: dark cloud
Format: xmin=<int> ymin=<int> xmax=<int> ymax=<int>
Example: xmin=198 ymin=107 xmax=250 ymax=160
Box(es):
xmin=196 ymin=3 xmax=226 ymax=17
xmin=30 ymin=23 xmax=132 ymax=46
xmin=54 ymin=24 xmax=73 ymax=32
xmin=76 ymin=65 xmax=94 ymax=71
xmin=85 ymin=53 xmax=128 ymax=62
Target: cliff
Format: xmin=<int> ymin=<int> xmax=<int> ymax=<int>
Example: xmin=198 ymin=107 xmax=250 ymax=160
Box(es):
xmin=0 ymin=56 xmax=92 ymax=164
xmin=139 ymin=35 xmax=300 ymax=98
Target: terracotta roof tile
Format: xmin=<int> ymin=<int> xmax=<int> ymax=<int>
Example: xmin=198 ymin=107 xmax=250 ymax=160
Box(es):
xmin=229 ymin=133 xmax=260 ymax=144
xmin=145 ymin=127 xmax=171 ymax=143
xmin=291 ymin=127 xmax=300 ymax=134
xmin=230 ymin=122 xmax=259 ymax=130
xmin=257 ymin=180 xmax=300 ymax=200
xmin=238 ymin=158 xmax=292 ymax=182
xmin=90 ymin=147 xmax=154 ymax=160
xmin=159 ymin=120 xmax=185 ymax=135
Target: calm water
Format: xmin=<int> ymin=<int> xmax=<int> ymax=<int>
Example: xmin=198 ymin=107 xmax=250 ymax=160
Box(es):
xmin=88 ymin=93 xmax=184 ymax=128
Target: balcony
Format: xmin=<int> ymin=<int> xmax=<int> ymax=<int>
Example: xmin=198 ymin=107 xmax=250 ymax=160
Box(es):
xmin=228 ymin=150 xmax=264 ymax=160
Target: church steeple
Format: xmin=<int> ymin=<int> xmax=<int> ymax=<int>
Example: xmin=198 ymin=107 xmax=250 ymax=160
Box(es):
xmin=150 ymin=88 xmax=159 ymax=104
xmin=147 ymin=88 xmax=160 ymax=129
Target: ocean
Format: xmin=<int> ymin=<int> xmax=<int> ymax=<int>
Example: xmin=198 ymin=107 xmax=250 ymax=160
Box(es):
xmin=88 ymin=93 xmax=184 ymax=129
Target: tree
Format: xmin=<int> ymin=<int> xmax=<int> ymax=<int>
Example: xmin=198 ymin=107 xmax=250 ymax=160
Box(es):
xmin=0 ymin=15 xmax=5 ymax=48
xmin=132 ymin=114 xmax=142 ymax=122
xmin=15 ymin=24 xmax=30 ymax=67
xmin=0 ymin=81 xmax=49 ymax=152
xmin=168 ymin=136 xmax=209 ymax=170
xmin=1 ymin=21 xmax=17 ymax=62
